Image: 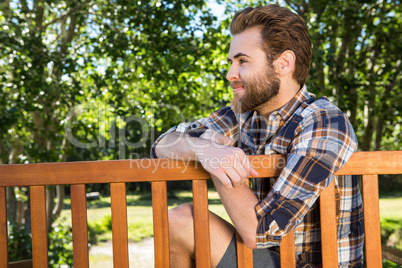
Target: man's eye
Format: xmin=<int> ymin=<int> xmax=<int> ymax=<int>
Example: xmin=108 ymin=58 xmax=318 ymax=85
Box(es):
xmin=239 ymin=59 xmax=247 ymax=64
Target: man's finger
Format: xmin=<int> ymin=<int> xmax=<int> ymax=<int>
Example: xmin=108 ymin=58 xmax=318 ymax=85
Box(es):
xmin=232 ymin=155 xmax=249 ymax=181
xmin=234 ymin=152 xmax=259 ymax=178
xmin=213 ymin=173 xmax=233 ymax=190
xmin=224 ymin=168 xmax=242 ymax=188
xmin=250 ymin=168 xmax=259 ymax=177
xmin=234 ymin=150 xmax=252 ymax=173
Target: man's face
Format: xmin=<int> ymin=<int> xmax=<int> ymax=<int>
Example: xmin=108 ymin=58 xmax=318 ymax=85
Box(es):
xmin=227 ymin=27 xmax=280 ymax=113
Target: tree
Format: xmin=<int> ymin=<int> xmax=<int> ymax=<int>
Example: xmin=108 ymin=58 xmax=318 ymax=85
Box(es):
xmin=284 ymin=0 xmax=401 ymax=151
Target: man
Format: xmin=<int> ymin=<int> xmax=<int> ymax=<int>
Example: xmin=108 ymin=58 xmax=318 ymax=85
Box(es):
xmin=151 ymin=4 xmax=364 ymax=268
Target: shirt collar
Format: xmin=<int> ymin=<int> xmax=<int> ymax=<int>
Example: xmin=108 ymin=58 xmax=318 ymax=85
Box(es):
xmin=234 ymin=85 xmax=313 ymax=153
xmin=275 ymin=85 xmax=313 ymax=122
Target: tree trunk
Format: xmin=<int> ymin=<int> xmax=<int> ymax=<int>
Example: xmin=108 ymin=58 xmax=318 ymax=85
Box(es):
xmin=348 ymin=86 xmax=358 ymax=128
xmin=46 ymin=186 xmax=55 ymax=232
xmin=16 ymin=201 xmax=25 ymax=228
xmin=52 ymin=185 xmax=65 ymax=222
xmin=7 ymin=142 xmax=23 ymax=226
xmin=6 ymin=187 xmax=17 ymax=225
xmin=362 ymin=96 xmax=375 ymax=151
xmin=375 ymin=116 xmax=384 ymax=151
xmin=24 ymin=188 xmax=31 ymax=232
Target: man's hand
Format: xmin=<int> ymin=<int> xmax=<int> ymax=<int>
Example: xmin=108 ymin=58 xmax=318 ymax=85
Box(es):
xmin=197 ymin=129 xmax=259 ymax=189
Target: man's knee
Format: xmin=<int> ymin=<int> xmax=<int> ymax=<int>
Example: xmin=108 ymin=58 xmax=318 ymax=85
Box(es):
xmin=168 ymin=203 xmax=194 ymax=237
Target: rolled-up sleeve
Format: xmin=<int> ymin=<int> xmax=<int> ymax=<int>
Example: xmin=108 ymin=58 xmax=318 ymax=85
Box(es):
xmin=150 ymin=121 xmax=207 ymax=158
xmin=254 ymin=108 xmax=357 ymax=248
xmin=150 ymin=106 xmax=239 ymax=158
xmin=150 ymin=126 xmax=178 ymax=159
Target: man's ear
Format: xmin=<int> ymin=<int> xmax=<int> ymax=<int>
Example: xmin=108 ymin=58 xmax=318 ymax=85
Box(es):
xmin=273 ymin=50 xmax=296 ymax=77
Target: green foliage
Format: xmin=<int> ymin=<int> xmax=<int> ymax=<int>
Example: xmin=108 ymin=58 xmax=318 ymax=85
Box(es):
xmin=128 ymin=222 xmax=154 ymax=242
xmin=8 ymin=221 xmax=73 ymax=268
xmin=380 ymin=218 xmax=402 ymax=267
xmin=48 ymin=223 xmax=74 ymax=268
xmin=293 ymin=0 xmax=402 ymax=151
xmin=381 ymin=218 xmax=402 ymax=251
xmin=383 ymin=259 xmax=402 ymax=268
xmin=0 ymin=0 xmax=229 ymax=258
xmin=379 ymin=175 xmax=402 ymax=193
xmin=87 ymin=215 xmax=112 ymax=245
xmin=86 ymin=212 xmax=152 ymax=243
xmin=0 ymin=0 xmax=231 ymax=166
xmin=8 ymin=224 xmax=32 ymax=262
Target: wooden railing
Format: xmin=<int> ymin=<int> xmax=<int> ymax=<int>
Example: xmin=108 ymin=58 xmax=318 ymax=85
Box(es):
xmin=1 ymin=151 xmax=402 ymax=267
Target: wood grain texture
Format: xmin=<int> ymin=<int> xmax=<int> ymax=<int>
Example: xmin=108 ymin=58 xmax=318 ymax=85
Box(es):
xmin=319 ymin=179 xmax=338 ymax=268
xmin=152 ymin=181 xmax=170 ymax=267
xmin=336 ymin=151 xmax=402 ymax=175
xmin=30 ymin=186 xmax=48 ymax=268
xmin=0 ymin=154 xmax=287 ymax=186
xmin=280 ymin=229 xmax=296 ymax=268
xmin=1 ymin=151 xmax=401 ymax=267
xmin=0 ymin=187 xmax=8 ymax=268
xmin=111 ymin=183 xmax=129 ymax=268
xmin=1 ymin=151 xmax=401 ymax=187
xmin=70 ymin=184 xmax=89 ymax=268
xmin=236 ymin=232 xmax=253 ymax=268
xmin=362 ymin=175 xmax=382 ymax=268
xmin=192 ymin=180 xmax=211 ymax=268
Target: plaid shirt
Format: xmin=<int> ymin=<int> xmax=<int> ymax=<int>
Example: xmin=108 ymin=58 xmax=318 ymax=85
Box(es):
xmin=151 ymin=86 xmax=364 ymax=267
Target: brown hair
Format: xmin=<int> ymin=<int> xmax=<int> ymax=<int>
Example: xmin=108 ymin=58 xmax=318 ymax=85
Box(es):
xmin=230 ymin=4 xmax=311 ymax=85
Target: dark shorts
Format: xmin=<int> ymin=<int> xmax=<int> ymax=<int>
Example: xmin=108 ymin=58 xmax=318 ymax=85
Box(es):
xmin=217 ymin=232 xmax=281 ymax=268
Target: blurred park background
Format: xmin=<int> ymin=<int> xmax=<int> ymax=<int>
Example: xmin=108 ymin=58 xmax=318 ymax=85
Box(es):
xmin=1 ymin=0 xmax=401 ymax=267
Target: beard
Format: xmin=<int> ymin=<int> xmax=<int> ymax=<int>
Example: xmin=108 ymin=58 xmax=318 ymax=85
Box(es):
xmin=230 ymin=66 xmax=280 ymax=114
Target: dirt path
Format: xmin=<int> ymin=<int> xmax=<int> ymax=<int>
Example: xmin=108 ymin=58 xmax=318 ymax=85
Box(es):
xmin=89 ymin=238 xmax=154 ymax=267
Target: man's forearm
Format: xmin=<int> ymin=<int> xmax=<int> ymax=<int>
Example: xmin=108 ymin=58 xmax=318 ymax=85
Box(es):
xmin=154 ymin=131 xmax=211 ymax=160
xmin=213 ymin=177 xmax=259 ymax=249
xmin=156 ymin=131 xmax=260 ymax=248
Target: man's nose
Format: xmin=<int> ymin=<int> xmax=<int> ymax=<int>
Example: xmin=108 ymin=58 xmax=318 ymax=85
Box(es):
xmin=226 ymin=64 xmax=240 ymax=81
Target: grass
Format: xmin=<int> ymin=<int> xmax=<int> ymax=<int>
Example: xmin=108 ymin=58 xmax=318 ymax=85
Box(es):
xmin=379 ymin=194 xmax=402 ymax=220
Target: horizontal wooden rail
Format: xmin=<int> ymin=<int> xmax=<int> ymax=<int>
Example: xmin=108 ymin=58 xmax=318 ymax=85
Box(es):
xmin=0 ymin=151 xmax=401 ymax=187
xmin=1 ymin=151 xmax=401 ymax=268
